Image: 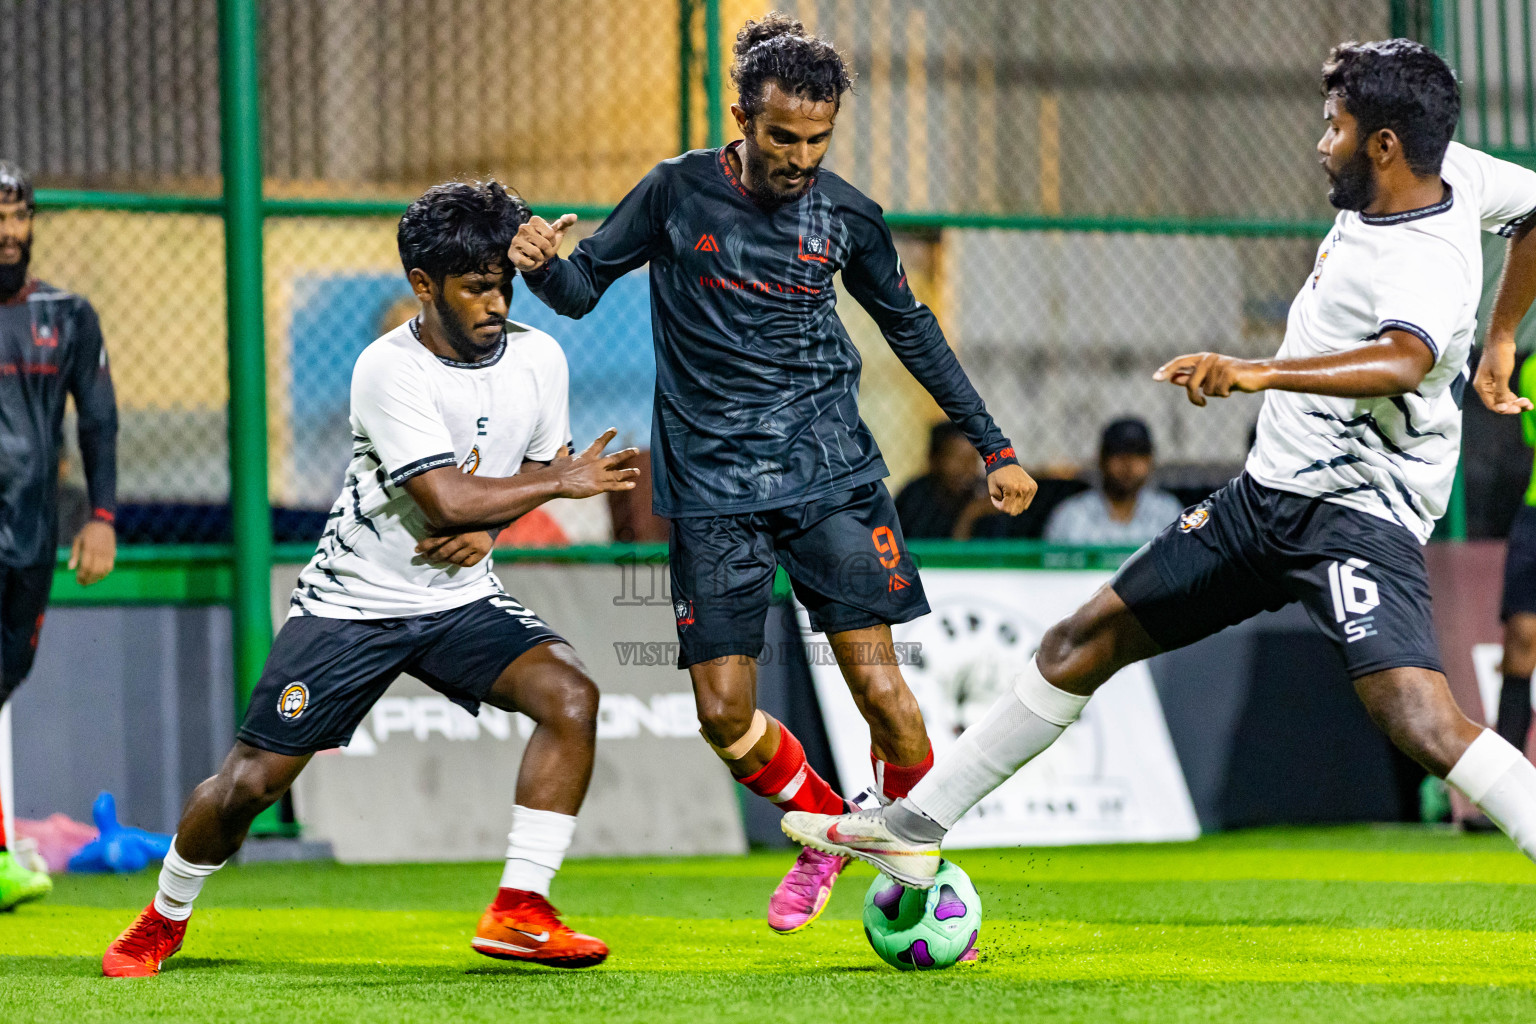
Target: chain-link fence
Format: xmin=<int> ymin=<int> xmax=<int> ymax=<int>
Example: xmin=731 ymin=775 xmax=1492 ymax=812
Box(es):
xmin=7 ymin=0 xmax=1528 ymax=547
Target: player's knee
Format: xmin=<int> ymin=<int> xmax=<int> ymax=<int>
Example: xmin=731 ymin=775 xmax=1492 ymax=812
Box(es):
xmin=545 ymin=671 xmax=599 ymax=734
xmin=214 ymin=759 xmax=290 ymax=820
xmin=1037 ymin=617 xmax=1090 ymax=682
xmin=695 ymin=697 xmax=755 ymax=749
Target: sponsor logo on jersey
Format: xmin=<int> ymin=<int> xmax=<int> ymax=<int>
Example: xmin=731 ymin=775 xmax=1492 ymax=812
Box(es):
xmin=1178 ymin=508 xmax=1210 ymax=532
xmin=461 ymin=445 xmax=481 ymax=475
xmin=797 ymin=234 xmax=830 ymax=263
xmin=278 ymin=682 xmax=310 ymax=721
xmin=694 ymin=233 xmax=720 ymax=252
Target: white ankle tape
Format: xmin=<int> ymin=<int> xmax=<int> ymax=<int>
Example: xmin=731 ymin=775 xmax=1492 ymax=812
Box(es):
xmin=1013 ymin=658 xmax=1091 ymax=727
xmin=705 ymin=709 xmax=768 ymax=761
xmin=156 ymin=836 xmax=224 ymax=907
xmin=1448 ymin=730 xmax=1525 ymax=804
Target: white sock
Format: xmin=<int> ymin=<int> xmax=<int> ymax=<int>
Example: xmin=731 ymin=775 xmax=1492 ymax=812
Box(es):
xmin=153 ymin=836 xmax=225 ymax=922
xmin=905 ymin=657 xmax=1090 ymax=830
xmin=499 ymin=806 xmax=578 ymax=897
xmin=1447 ymin=729 xmax=1536 ymax=861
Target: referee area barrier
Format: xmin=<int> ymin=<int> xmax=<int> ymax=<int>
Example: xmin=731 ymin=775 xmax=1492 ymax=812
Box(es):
xmin=8 ymin=0 xmax=1536 ymax=728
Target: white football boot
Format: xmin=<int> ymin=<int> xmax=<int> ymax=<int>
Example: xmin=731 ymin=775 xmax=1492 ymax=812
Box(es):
xmin=781 ymin=809 xmax=941 ymax=889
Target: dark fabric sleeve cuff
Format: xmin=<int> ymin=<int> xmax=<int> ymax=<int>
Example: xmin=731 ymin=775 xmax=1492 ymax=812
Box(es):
xmin=1499 ymin=207 xmax=1536 ymax=237
xmin=1378 ymin=320 xmax=1438 ymax=360
xmin=390 ymin=452 xmax=458 ymax=486
xmin=982 ymin=444 xmax=1019 ymax=471
xmin=519 ymin=259 xmax=558 ymax=287
xmin=90 ymin=507 xmax=116 ymax=524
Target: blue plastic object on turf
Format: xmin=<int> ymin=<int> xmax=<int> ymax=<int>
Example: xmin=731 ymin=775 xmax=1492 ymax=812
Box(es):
xmin=66 ymin=792 xmax=173 ymax=873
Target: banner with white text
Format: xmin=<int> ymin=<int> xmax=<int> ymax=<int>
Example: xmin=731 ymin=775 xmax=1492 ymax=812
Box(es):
xmin=803 ymin=569 xmax=1200 ymax=848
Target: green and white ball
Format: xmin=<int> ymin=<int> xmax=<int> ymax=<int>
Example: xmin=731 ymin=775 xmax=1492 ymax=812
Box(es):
xmin=861 ymin=860 xmax=982 ymax=971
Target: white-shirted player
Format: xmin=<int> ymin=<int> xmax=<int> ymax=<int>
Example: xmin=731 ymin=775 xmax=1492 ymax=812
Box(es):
xmin=103 ymin=182 xmax=639 ymax=975
xmin=783 ymin=40 xmax=1536 ymax=888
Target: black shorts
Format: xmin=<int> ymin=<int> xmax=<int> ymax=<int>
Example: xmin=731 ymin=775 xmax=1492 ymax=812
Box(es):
xmin=1112 ymin=473 xmax=1443 ymax=680
xmin=0 ymin=562 xmax=53 ymax=703
xmin=237 ymin=594 xmax=564 ymax=756
xmin=1502 ymin=505 xmax=1536 ymax=621
xmin=669 ymin=481 xmax=930 ymax=669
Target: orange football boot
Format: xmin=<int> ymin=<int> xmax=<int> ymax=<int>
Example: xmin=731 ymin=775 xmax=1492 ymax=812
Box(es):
xmin=472 ymin=889 xmax=608 ymax=968
xmin=102 ymin=903 xmax=187 ymax=978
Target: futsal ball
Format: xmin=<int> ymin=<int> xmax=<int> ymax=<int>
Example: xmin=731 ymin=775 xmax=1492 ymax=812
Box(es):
xmin=862 ymin=860 xmax=982 ymax=970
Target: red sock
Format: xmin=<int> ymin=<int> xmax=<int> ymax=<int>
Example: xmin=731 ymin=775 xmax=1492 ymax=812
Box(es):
xmin=738 ymin=724 xmax=845 ymax=815
xmin=871 ymin=742 xmax=933 ymax=803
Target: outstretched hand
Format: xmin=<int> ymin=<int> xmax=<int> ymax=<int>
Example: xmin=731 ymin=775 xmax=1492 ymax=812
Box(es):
xmin=554 ymin=428 xmax=641 ymax=499
xmin=1153 ymin=351 xmax=1262 ymax=407
xmin=1473 ymin=340 xmax=1534 ymax=415
xmin=510 ymin=213 xmax=578 ymax=274
xmin=988 ymin=463 xmax=1037 ymax=515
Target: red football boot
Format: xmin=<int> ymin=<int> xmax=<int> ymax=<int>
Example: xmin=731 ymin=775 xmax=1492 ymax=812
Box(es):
xmin=472 ymin=888 xmax=608 ymax=968
xmin=102 ymin=903 xmax=188 ymax=978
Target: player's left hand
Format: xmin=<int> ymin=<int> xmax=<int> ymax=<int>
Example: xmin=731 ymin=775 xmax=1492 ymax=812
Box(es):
xmin=1472 ymin=338 xmax=1534 ymax=415
xmin=70 ymin=520 xmax=115 ymax=586
xmin=1153 ymin=352 xmax=1262 ymax=407
xmin=415 ymin=529 xmax=495 ymax=568
xmin=988 ymin=463 xmax=1037 ymax=515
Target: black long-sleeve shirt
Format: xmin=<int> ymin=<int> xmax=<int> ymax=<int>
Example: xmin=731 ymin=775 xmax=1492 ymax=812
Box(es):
xmin=0 ymin=280 xmax=117 ymax=565
xmin=525 ymin=143 xmax=1017 ymax=518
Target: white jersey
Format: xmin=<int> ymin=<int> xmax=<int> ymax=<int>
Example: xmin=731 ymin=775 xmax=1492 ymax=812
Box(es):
xmin=1247 ymin=142 xmax=1536 ymax=543
xmin=292 ymin=319 xmax=571 ymax=619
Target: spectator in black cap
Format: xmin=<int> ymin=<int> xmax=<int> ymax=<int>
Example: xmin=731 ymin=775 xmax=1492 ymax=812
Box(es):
xmin=1043 ymin=417 xmax=1183 ymax=545
xmin=895 ymin=422 xmax=987 ymax=539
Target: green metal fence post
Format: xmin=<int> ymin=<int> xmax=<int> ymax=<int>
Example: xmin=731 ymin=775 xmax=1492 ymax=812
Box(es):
xmin=679 ymin=0 xmax=695 ymax=153
xmin=705 ymin=0 xmax=723 ymax=147
xmin=218 ymin=0 xmax=273 ymax=718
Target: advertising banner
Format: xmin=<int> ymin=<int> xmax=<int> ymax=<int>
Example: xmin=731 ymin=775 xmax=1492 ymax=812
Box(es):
xmin=287 ymin=562 xmax=746 ymax=863
xmin=804 ymin=569 xmax=1199 ymax=848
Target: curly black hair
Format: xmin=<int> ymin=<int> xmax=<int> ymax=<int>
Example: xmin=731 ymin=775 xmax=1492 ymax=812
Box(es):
xmin=731 ymin=12 xmax=852 ymax=118
xmin=1323 ymin=39 xmax=1460 ymax=176
xmin=397 ymin=180 xmax=530 ymax=283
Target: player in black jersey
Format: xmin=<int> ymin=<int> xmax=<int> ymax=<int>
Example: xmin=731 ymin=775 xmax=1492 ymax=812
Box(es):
xmin=512 ymin=15 xmax=1034 ymax=933
xmin=0 ymin=161 xmax=119 ymax=910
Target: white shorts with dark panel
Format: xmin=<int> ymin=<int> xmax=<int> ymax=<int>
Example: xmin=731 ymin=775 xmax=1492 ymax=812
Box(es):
xmin=1111 ymin=473 xmax=1443 ymax=679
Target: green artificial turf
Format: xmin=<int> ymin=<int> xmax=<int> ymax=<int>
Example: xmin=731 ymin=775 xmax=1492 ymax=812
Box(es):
xmin=4 ymin=826 xmax=1536 ymax=1023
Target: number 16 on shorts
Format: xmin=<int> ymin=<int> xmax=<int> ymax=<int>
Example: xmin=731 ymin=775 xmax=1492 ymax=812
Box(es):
xmin=1328 ymin=558 xmax=1380 ymax=644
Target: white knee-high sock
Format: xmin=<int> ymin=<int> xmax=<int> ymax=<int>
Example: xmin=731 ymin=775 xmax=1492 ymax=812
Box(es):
xmin=903 ymin=657 xmax=1090 ymax=830
xmin=154 ymin=836 xmax=225 ymax=921
xmin=1447 ymin=729 xmax=1536 ymax=861
xmin=499 ymin=805 xmax=578 ymax=897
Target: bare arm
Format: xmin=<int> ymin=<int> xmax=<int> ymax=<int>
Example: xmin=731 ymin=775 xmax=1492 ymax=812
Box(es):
xmin=1153 ymin=331 xmax=1434 ymax=407
xmin=1474 ymin=218 xmax=1536 ymax=414
xmin=413 ymin=458 xmax=554 ymax=567
xmin=403 ymin=429 xmax=638 ymax=532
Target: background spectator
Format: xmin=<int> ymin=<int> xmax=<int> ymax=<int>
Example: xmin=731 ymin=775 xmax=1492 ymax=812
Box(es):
xmin=1043 ymin=417 xmax=1183 ymax=545
xmin=895 ymin=423 xmax=986 ymax=539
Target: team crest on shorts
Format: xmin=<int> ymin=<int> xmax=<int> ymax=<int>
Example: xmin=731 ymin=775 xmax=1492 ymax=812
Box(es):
xmin=1179 ymin=508 xmax=1210 ymax=533
xmin=674 ymin=599 xmax=695 ymax=629
xmin=277 ymin=682 xmax=310 ymax=721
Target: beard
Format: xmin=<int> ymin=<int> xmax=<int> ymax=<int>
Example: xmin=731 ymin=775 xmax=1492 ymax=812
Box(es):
xmin=741 ymin=137 xmax=815 ymax=206
xmin=0 ymin=237 xmax=30 ymax=301
xmin=1327 ymin=143 xmax=1378 ymax=211
xmin=433 ymin=291 xmax=505 ymax=363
